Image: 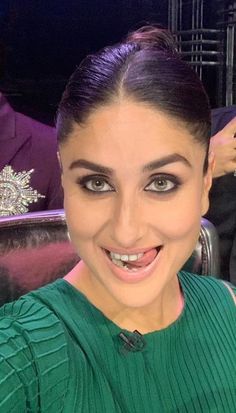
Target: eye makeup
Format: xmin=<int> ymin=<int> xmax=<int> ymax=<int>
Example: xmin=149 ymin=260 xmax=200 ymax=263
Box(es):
xmin=144 ymin=173 xmax=182 ymax=194
xmin=76 ymin=174 xmax=114 ymax=194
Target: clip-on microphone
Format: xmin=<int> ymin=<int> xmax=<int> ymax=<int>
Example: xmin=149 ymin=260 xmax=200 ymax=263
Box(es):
xmin=118 ymin=329 xmax=146 ymax=353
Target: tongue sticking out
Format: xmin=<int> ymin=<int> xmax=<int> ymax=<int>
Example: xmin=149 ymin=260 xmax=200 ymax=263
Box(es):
xmin=125 ymin=248 xmax=158 ymax=268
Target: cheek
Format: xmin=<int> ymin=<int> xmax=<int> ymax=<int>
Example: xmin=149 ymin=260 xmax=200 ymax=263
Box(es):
xmin=64 ymin=194 xmax=110 ymax=244
xmin=156 ymin=210 xmax=200 ymax=244
xmin=152 ymin=188 xmax=203 ymax=241
xmin=167 ymin=211 xmax=200 ymax=241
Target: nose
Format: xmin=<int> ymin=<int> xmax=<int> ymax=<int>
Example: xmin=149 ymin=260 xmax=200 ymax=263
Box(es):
xmin=110 ymin=194 xmax=145 ymax=248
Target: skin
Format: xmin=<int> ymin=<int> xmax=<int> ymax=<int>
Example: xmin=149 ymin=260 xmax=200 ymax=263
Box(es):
xmin=59 ymin=100 xmax=214 ymax=334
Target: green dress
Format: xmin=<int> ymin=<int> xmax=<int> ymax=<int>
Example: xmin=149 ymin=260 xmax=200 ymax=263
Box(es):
xmin=0 ymin=272 xmax=235 ymax=412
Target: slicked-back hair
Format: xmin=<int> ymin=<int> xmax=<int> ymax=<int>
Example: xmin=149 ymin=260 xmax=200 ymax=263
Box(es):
xmin=57 ymin=26 xmax=211 ymax=172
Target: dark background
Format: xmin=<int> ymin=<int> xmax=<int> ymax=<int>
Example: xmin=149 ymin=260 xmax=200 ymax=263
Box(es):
xmin=0 ymin=1 xmax=219 ymax=125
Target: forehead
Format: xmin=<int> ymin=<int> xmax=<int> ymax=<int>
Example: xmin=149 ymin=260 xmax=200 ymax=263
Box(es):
xmin=78 ymin=101 xmax=190 ymax=139
xmin=60 ymin=101 xmax=203 ymax=167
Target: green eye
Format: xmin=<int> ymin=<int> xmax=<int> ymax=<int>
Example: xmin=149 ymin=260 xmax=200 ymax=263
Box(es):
xmin=82 ymin=177 xmax=114 ymax=192
xmin=145 ymin=176 xmax=178 ymax=193
xmin=89 ymin=179 xmax=108 ymax=191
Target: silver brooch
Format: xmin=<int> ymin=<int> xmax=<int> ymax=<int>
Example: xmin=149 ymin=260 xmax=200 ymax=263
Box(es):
xmin=0 ymin=165 xmax=45 ymax=216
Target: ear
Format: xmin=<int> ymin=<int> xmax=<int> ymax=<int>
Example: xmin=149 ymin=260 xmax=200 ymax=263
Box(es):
xmin=57 ymin=151 xmax=64 ymax=188
xmin=57 ymin=151 xmax=62 ymax=170
xmin=201 ymin=151 xmax=215 ymax=216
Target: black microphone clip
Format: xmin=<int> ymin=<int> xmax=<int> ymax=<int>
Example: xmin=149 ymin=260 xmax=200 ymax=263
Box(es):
xmin=118 ymin=329 xmax=146 ymax=353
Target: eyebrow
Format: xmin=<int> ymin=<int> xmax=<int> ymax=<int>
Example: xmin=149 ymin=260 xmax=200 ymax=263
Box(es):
xmin=69 ymin=154 xmax=192 ymax=175
xmin=143 ymin=154 xmax=192 ymax=171
xmin=69 ymin=159 xmax=113 ymax=175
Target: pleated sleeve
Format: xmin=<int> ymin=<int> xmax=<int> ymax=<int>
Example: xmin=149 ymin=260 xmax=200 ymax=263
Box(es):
xmin=0 ymin=297 xmax=69 ymax=412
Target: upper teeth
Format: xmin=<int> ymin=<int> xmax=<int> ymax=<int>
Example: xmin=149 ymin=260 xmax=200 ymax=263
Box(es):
xmin=110 ymin=252 xmax=144 ymax=262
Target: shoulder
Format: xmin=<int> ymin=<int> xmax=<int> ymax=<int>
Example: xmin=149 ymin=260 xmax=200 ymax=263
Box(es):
xmin=180 ymin=271 xmax=236 ymax=310
xmin=0 ymin=280 xmax=69 ymax=336
xmin=211 ymin=105 xmax=236 ymax=135
xmin=0 ymin=290 xmax=69 ymax=411
xmin=179 ymin=273 xmax=236 ymax=339
xmin=222 ymin=281 xmax=236 ymax=303
xmin=15 ymin=111 xmax=57 ymax=146
xmin=15 ymin=112 xmax=60 ymax=172
xmin=1 ymin=287 xmax=64 ymax=327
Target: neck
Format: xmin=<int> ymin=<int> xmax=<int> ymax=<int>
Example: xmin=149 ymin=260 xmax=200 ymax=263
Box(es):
xmin=110 ymin=279 xmax=184 ymax=334
xmin=65 ymin=261 xmax=184 ymax=334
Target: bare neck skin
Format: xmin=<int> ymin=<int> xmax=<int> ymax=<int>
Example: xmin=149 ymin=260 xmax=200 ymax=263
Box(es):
xmin=65 ymin=261 xmax=184 ymax=334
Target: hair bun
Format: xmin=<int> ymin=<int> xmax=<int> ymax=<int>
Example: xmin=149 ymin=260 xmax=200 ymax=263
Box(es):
xmin=126 ymin=25 xmax=178 ymax=55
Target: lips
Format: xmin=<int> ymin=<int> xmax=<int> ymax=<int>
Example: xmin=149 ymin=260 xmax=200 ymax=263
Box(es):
xmin=127 ymin=248 xmax=158 ymax=268
xmin=103 ymin=246 xmax=163 ymax=283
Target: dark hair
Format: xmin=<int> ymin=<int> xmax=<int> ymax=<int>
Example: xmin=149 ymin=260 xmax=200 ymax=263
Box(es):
xmin=57 ymin=26 xmax=211 ymax=172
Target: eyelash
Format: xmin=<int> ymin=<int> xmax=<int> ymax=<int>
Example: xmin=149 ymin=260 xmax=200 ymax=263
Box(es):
xmin=144 ymin=174 xmax=181 ymax=194
xmin=77 ymin=174 xmax=181 ymax=195
xmin=77 ymin=175 xmax=115 ymax=194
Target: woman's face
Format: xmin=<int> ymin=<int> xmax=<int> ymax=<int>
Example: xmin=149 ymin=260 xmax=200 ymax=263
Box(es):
xmin=60 ymin=100 xmax=213 ymax=309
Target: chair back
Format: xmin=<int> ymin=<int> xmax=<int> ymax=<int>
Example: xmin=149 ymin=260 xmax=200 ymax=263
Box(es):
xmin=0 ymin=210 xmax=220 ymax=305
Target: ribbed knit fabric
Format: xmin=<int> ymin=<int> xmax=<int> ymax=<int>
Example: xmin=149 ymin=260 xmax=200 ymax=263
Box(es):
xmin=0 ymin=272 xmax=235 ymax=412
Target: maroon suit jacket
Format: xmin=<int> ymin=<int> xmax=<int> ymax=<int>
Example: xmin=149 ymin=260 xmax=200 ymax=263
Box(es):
xmin=0 ymin=94 xmax=63 ymax=214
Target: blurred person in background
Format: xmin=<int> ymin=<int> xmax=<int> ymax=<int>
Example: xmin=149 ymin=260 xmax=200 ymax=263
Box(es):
xmin=208 ymin=107 xmax=236 ymax=283
xmin=0 ymin=91 xmax=63 ymax=215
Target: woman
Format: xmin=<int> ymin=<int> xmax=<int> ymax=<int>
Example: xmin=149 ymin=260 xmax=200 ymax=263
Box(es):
xmin=0 ymin=26 xmax=235 ymax=412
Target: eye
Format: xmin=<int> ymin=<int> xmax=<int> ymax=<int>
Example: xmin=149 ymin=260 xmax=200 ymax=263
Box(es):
xmin=145 ymin=175 xmax=179 ymax=193
xmin=77 ymin=176 xmax=114 ymax=193
xmin=86 ymin=178 xmax=112 ymax=192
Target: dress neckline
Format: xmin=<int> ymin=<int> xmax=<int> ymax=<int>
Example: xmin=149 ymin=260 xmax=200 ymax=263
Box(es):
xmin=54 ymin=272 xmax=189 ymax=340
